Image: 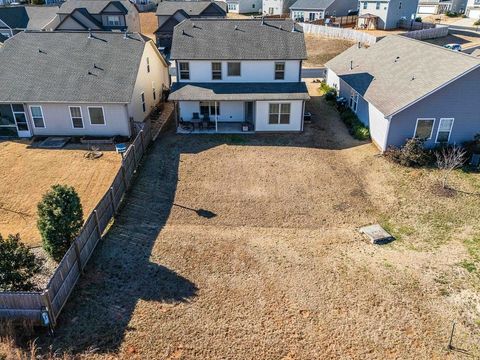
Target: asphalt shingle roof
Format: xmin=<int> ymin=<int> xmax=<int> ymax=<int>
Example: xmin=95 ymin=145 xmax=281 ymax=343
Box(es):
xmin=0 ymin=31 xmax=152 ymax=103
xmin=325 ymin=35 xmax=480 ymax=116
xmin=58 ymin=0 xmax=128 ymax=14
xmin=168 ymin=82 xmax=310 ymax=101
xmin=290 ymin=0 xmax=335 ymax=10
xmin=0 ymin=6 xmax=59 ymax=30
xmin=170 ymin=19 xmax=307 ymax=60
xmin=156 ymin=1 xmax=227 ymax=16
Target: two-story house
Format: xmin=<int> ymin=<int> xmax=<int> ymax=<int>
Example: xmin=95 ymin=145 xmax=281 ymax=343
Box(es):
xmin=226 ymin=0 xmax=262 ymax=14
xmin=168 ymin=19 xmax=310 ymax=133
xmin=417 ymin=0 xmax=466 ymax=14
xmin=263 ymin=0 xmax=297 ymax=15
xmin=0 ymin=31 xmax=169 ymax=138
xmin=357 ymin=0 xmax=418 ymax=29
xmin=290 ymin=0 xmax=358 ymax=21
xmin=0 ymin=6 xmax=59 ymax=39
xmin=155 ymin=1 xmax=227 ymax=50
xmin=55 ymin=0 xmax=140 ymax=32
xmin=466 ymin=0 xmax=480 ymax=18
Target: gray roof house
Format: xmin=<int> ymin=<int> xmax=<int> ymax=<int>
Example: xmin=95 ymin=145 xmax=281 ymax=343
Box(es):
xmin=263 ymin=0 xmax=297 ymax=15
xmin=325 ymin=35 xmax=480 ymax=151
xmin=357 ymin=0 xmax=418 ymax=29
xmin=0 ymin=31 xmax=169 ymax=138
xmin=418 ymin=0 xmax=467 ymax=15
xmin=155 ymin=1 xmax=227 ymax=50
xmin=290 ymin=0 xmax=358 ymax=21
xmin=0 ymin=6 xmax=59 ymax=39
xmin=169 ymin=19 xmax=310 ymax=133
xmin=54 ymin=0 xmax=141 ymax=32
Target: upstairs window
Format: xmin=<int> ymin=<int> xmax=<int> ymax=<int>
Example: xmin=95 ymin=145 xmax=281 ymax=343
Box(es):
xmin=376 ymin=1 xmax=380 ymax=9
xmin=363 ymin=2 xmax=367 ymax=9
xmin=212 ymin=62 xmax=222 ymax=80
xmin=152 ymin=81 xmax=156 ymax=101
xmin=141 ymin=92 xmax=146 ymax=112
xmin=274 ymin=62 xmax=285 ymax=80
xmin=179 ymin=62 xmax=190 ymax=80
xmin=227 ymin=62 xmax=241 ymax=76
xmin=414 ymin=118 xmax=434 ymax=140
xmin=146 ymin=57 xmax=150 ymax=73
xmin=107 ymin=15 xmax=121 ymax=26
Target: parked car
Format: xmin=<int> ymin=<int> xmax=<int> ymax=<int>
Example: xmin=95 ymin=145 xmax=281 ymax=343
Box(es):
xmin=444 ymin=43 xmax=462 ymax=51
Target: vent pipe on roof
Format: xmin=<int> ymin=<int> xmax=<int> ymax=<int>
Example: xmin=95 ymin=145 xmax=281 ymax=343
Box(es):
xmin=261 ymin=16 xmax=264 ymax=25
xmin=358 ymin=42 xmax=361 ymax=48
xmin=123 ymin=29 xmax=128 ymax=39
xmin=88 ymin=28 xmax=92 ymax=39
xmin=411 ymin=74 xmax=415 ymax=81
xmin=394 ymin=56 xmax=400 ymax=62
xmin=192 ymin=22 xmax=196 ymax=28
xmin=291 ymin=23 xmax=295 ymax=32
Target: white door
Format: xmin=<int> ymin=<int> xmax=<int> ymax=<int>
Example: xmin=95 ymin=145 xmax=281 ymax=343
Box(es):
xmin=12 ymin=104 xmax=31 ymax=138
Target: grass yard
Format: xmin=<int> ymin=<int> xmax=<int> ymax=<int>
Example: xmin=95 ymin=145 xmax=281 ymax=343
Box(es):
xmin=4 ymin=83 xmax=480 ymax=358
xmin=303 ymin=34 xmax=355 ymax=67
xmin=0 ymin=141 xmax=120 ymax=247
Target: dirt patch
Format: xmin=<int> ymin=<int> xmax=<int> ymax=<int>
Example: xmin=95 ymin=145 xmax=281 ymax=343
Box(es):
xmin=0 ymin=141 xmax=120 ymax=247
xmin=139 ymin=12 xmax=157 ymax=41
xmin=303 ymin=34 xmax=355 ymax=67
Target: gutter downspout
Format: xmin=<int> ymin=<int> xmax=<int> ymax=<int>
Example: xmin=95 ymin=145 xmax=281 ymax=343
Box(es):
xmin=382 ymin=115 xmax=392 ymax=153
xmin=215 ymin=101 xmax=218 ymax=133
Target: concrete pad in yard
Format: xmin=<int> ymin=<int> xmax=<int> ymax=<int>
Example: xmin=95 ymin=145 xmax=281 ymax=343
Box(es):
xmin=359 ymin=224 xmax=395 ymax=244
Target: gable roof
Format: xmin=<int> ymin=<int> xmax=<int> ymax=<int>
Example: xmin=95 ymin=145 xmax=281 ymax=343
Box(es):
xmin=326 ymin=35 xmax=480 ymax=117
xmin=58 ymin=0 xmax=129 ymax=14
xmin=170 ymin=19 xmax=307 ymax=60
xmin=470 ymin=49 xmax=480 ymax=58
xmin=156 ymin=1 xmax=227 ymax=16
xmin=0 ymin=31 xmax=162 ymax=103
xmin=290 ymin=0 xmax=335 ymax=10
xmin=0 ymin=6 xmax=59 ymax=30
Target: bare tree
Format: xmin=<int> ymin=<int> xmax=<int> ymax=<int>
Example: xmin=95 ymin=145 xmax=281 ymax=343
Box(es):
xmin=435 ymin=145 xmax=467 ymax=189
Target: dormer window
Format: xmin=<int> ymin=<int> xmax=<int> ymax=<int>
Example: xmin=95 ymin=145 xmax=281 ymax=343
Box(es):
xmin=107 ymin=15 xmax=121 ymax=26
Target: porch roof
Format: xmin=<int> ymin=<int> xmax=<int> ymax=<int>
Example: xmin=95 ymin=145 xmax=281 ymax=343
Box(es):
xmin=168 ymin=82 xmax=310 ymax=101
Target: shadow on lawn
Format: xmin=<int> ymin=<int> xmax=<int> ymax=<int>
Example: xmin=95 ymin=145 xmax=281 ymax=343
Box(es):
xmin=37 ymin=93 xmax=364 ymax=355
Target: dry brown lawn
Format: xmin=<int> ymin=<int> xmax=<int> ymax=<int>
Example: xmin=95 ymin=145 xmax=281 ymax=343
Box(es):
xmin=4 ymin=82 xmax=480 ymax=358
xmin=0 ymin=141 xmax=120 ymax=247
xmin=303 ymin=34 xmax=355 ymax=67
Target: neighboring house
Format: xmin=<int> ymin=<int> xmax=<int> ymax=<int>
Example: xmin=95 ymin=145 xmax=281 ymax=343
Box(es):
xmin=471 ymin=48 xmax=480 ymax=57
xmin=466 ymin=0 xmax=480 ymax=18
xmin=226 ymin=0 xmax=262 ymax=13
xmin=357 ymin=0 xmax=418 ymax=29
xmin=263 ymin=0 xmax=297 ymax=15
xmin=0 ymin=6 xmax=59 ymax=39
xmin=326 ymin=35 xmax=480 ymax=151
xmin=168 ymin=19 xmax=310 ymax=133
xmin=417 ymin=0 xmax=466 ymax=14
xmin=290 ymin=0 xmax=358 ymax=21
xmin=55 ymin=0 xmax=140 ymax=32
xmin=155 ymin=1 xmax=227 ymax=49
xmin=0 ymin=31 xmax=169 ymax=138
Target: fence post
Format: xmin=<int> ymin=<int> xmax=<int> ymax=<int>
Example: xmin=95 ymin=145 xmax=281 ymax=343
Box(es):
xmin=94 ymin=209 xmax=102 ymax=240
xmin=41 ymin=289 xmax=56 ymax=327
xmin=132 ymin=144 xmax=137 ymax=168
xmin=73 ymin=240 xmax=83 ymax=274
xmin=140 ymin=129 xmax=146 ymax=155
xmin=121 ymin=164 xmax=128 ymax=191
xmin=110 ymin=187 xmax=116 ymax=214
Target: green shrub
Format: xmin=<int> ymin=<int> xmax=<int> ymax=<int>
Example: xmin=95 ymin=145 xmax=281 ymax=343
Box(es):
xmin=37 ymin=185 xmax=83 ymax=262
xmin=0 ymin=234 xmax=40 ymax=291
xmin=325 ymin=89 xmax=337 ymax=102
xmin=445 ymin=11 xmax=459 ymax=17
xmin=339 ymin=109 xmax=370 ymax=140
xmin=384 ymin=138 xmax=434 ymax=167
xmin=415 ymin=16 xmax=422 ymax=22
xmin=475 ymin=19 xmax=480 ymax=26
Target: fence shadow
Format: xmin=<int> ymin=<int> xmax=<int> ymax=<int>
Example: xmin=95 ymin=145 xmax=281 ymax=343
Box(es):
xmin=44 ymin=137 xmax=198 ymax=354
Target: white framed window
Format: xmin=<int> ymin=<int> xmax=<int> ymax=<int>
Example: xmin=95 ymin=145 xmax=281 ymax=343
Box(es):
xmin=349 ymin=90 xmax=359 ymax=113
xmin=436 ymin=118 xmax=454 ymax=143
xmin=29 ymin=105 xmax=45 ymax=128
xmin=268 ymin=103 xmax=290 ymax=124
xmin=69 ymin=106 xmax=84 ymax=129
xmin=363 ymin=2 xmax=367 ymax=9
xmin=107 ymin=15 xmax=121 ymax=26
xmin=227 ymin=62 xmax=241 ymax=76
xmin=200 ymin=101 xmax=220 ymax=117
xmin=274 ymin=62 xmax=285 ymax=80
xmin=179 ymin=62 xmax=190 ymax=80
xmin=146 ymin=57 xmax=150 ymax=73
xmin=212 ymin=62 xmax=222 ymax=80
xmin=414 ymin=118 xmax=435 ymax=140
xmin=152 ymin=81 xmax=156 ymax=101
xmin=88 ymin=106 xmax=105 ymax=125
xmin=376 ymin=1 xmax=380 ymax=9
xmin=141 ymin=92 xmax=146 ymax=112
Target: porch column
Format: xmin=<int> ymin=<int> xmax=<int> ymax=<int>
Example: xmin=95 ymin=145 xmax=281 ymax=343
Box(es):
xmin=215 ymin=101 xmax=218 ymax=133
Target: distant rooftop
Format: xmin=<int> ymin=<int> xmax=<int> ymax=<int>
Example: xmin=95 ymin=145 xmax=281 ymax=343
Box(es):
xmin=58 ymin=0 xmax=129 ymax=14
xmin=326 ymin=35 xmax=480 ymax=116
xmin=170 ymin=19 xmax=306 ymax=60
xmin=0 ymin=6 xmax=59 ymax=30
xmin=290 ymin=0 xmax=335 ymax=10
xmin=0 ymin=31 xmax=158 ymax=103
xmin=155 ymin=1 xmax=227 ymax=16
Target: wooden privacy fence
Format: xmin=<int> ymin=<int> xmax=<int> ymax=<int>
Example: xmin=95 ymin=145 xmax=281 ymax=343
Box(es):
xmin=301 ymin=23 xmax=377 ymax=45
xmin=398 ymin=19 xmax=436 ymax=30
xmin=0 ymin=120 xmax=152 ymax=327
xmin=402 ymin=24 xmax=449 ymax=40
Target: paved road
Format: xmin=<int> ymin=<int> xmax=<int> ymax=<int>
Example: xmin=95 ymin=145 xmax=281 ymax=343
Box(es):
xmin=301 ymin=67 xmax=326 ymax=79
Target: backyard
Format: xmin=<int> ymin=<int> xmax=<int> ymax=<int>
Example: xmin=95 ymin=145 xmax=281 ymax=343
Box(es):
xmin=303 ymin=33 xmax=355 ymax=67
xmin=0 ymin=141 xmax=121 ymax=247
xmin=1 ymin=82 xmax=472 ymax=358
